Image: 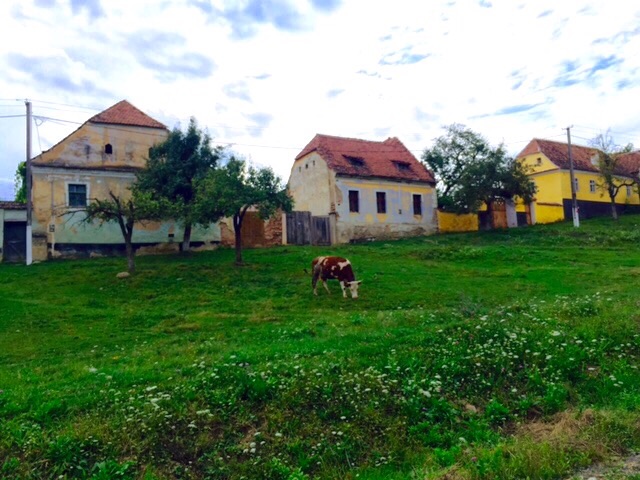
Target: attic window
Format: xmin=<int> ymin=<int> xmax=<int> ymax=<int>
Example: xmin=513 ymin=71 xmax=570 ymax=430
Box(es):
xmin=344 ymin=155 xmax=365 ymax=167
xmin=536 ymin=157 xmax=542 ymax=165
xmin=393 ymin=161 xmax=411 ymax=173
xmin=105 ymin=143 xmax=113 ymax=155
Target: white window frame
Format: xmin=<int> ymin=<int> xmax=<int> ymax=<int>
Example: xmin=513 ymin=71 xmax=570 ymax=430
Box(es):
xmin=589 ymin=180 xmax=596 ymax=193
xmin=66 ymin=181 xmax=90 ymax=209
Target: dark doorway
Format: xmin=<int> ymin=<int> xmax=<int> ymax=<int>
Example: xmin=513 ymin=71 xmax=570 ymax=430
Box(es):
xmin=3 ymin=222 xmax=27 ymax=263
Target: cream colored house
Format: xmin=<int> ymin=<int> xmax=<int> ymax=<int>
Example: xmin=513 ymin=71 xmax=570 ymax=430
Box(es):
xmin=287 ymin=134 xmax=437 ymax=244
xmin=29 ymin=100 xmax=220 ymax=260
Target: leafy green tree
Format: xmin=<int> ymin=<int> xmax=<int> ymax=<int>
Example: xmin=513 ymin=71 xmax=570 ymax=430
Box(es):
xmin=590 ymin=131 xmax=635 ymax=220
xmin=82 ymin=190 xmax=163 ymax=274
xmin=14 ymin=161 xmax=26 ymax=203
xmin=195 ymin=157 xmax=293 ymax=265
xmin=422 ymin=125 xmax=536 ymax=223
xmin=421 ymin=124 xmax=491 ymax=210
xmin=135 ymin=118 xmax=222 ymax=251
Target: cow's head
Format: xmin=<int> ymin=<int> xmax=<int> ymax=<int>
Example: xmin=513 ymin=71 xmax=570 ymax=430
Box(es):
xmin=348 ymin=280 xmax=362 ymax=299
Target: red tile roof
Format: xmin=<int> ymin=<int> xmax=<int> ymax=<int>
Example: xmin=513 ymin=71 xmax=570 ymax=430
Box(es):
xmin=617 ymin=151 xmax=640 ymax=177
xmin=518 ymin=138 xmax=601 ymax=172
xmin=518 ymin=138 xmax=640 ymax=178
xmin=296 ymin=134 xmax=435 ymax=183
xmin=89 ymin=100 xmax=167 ymax=129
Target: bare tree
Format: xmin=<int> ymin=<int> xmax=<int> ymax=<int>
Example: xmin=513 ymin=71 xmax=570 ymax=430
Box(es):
xmin=81 ymin=190 xmax=163 ymax=274
xmin=590 ymin=131 xmax=635 ymax=220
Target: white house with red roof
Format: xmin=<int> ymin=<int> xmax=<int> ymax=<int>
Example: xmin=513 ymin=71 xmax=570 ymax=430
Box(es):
xmin=28 ymin=100 xmax=220 ymax=260
xmin=287 ymin=134 xmax=437 ymax=244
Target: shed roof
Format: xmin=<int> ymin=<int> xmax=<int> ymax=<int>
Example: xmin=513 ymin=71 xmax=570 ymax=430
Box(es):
xmin=0 ymin=201 xmax=26 ymax=210
xmin=295 ymin=134 xmax=435 ymax=183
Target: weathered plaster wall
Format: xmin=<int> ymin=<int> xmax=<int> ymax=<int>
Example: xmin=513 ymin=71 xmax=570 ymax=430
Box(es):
xmin=287 ymin=153 xmax=333 ymax=215
xmin=333 ymin=177 xmax=437 ymax=243
xmin=29 ymin=120 xmax=220 ymax=259
xmin=35 ymin=123 xmax=167 ymax=170
xmin=31 ymin=166 xmax=220 ymax=255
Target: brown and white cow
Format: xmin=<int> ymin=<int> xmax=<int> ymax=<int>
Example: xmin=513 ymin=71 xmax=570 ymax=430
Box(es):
xmin=311 ymin=256 xmax=362 ymax=299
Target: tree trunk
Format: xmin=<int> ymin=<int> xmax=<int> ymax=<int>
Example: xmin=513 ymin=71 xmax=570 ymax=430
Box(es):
xmin=486 ymin=201 xmax=494 ymax=229
xmin=124 ymin=233 xmax=135 ymax=274
xmin=610 ymin=199 xmax=618 ymax=220
xmin=233 ymin=214 xmax=243 ymax=265
xmin=182 ymin=222 xmax=192 ymax=252
xmin=608 ymin=188 xmax=618 ymax=220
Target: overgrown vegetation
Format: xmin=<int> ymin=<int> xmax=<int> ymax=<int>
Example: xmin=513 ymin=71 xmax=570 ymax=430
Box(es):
xmin=1 ymin=216 xmax=639 ymax=479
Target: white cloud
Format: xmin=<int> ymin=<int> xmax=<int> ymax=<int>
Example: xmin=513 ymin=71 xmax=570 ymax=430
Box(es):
xmin=1 ymin=0 xmax=640 ymax=199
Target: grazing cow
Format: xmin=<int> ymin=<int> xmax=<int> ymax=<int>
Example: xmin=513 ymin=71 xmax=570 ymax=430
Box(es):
xmin=311 ymin=256 xmax=362 ymax=299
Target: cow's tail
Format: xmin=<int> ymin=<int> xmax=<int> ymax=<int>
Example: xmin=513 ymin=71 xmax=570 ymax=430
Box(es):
xmin=303 ymin=268 xmax=311 ymax=276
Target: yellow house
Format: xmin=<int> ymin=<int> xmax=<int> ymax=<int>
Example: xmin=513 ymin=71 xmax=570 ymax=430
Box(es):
xmin=517 ymin=138 xmax=640 ymax=224
xmin=287 ymin=134 xmax=438 ymax=244
xmin=29 ymin=100 xmax=220 ymax=261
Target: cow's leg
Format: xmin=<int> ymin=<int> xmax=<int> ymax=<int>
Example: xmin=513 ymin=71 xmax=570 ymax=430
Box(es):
xmin=322 ymin=279 xmax=331 ymax=294
xmin=312 ymin=272 xmax=320 ymax=296
xmin=340 ymin=281 xmax=347 ymax=298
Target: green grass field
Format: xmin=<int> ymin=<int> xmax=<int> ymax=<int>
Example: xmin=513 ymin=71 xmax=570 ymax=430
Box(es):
xmin=1 ymin=216 xmax=640 ymax=479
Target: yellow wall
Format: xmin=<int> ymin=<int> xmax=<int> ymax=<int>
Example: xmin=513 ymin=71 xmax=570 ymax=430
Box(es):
xmin=519 ymin=151 xmax=639 ymax=224
xmin=437 ymin=211 xmax=478 ymax=232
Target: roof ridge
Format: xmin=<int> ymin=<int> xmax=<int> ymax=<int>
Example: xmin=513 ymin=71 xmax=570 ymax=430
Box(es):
xmin=314 ymin=133 xmax=391 ymax=144
xmin=89 ymin=100 xmax=167 ymax=129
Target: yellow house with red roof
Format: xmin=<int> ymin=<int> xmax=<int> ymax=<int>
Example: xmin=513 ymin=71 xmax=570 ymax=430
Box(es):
xmin=287 ymin=134 xmax=438 ymax=244
xmin=517 ymin=138 xmax=640 ymax=224
xmin=29 ymin=100 xmax=220 ymax=260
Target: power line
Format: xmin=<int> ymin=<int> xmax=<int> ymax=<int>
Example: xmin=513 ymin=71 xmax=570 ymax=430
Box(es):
xmin=28 ymin=98 xmax=100 ymax=111
xmin=0 ymin=114 xmax=26 ymax=119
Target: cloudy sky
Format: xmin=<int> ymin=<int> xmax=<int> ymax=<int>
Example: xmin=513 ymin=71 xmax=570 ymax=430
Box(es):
xmin=1 ymin=0 xmax=640 ymax=200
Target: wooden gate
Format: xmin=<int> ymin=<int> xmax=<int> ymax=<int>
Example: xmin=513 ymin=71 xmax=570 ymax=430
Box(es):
xmin=286 ymin=212 xmax=331 ymax=245
xmin=241 ymin=211 xmax=265 ymax=247
xmin=311 ymin=216 xmax=331 ymax=246
xmin=478 ymin=200 xmax=508 ymax=230
xmin=3 ymin=222 xmax=26 ymax=263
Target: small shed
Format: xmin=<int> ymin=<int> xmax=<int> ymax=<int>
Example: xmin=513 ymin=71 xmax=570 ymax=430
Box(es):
xmin=0 ymin=201 xmax=27 ymax=263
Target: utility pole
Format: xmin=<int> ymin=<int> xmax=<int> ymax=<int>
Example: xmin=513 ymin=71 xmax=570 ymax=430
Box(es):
xmin=25 ymin=99 xmax=33 ymax=265
xmin=565 ymin=126 xmax=580 ymax=228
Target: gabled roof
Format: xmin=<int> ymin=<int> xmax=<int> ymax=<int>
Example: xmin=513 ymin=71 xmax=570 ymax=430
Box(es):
xmin=88 ymin=100 xmax=167 ymax=129
xmin=518 ymin=138 xmax=601 ymax=172
xmin=295 ymin=134 xmax=435 ymax=183
xmin=518 ymin=138 xmax=640 ymax=177
xmin=32 ymin=100 xmax=167 ymax=166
